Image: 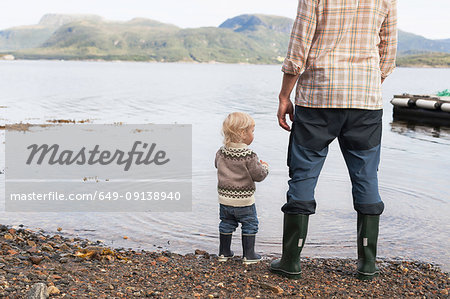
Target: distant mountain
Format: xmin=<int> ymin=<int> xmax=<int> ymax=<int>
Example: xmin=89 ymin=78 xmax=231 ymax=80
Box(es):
xmin=5 ymin=14 xmax=289 ymax=64
xmin=398 ymin=30 xmax=450 ymax=54
xmin=0 ymin=14 xmax=103 ymax=51
xmin=219 ymin=14 xmax=293 ymax=34
xmin=0 ymin=26 xmax=54 ymax=51
xmin=38 ymin=13 xmax=103 ymax=27
xmin=1 ymin=13 xmax=449 ymax=66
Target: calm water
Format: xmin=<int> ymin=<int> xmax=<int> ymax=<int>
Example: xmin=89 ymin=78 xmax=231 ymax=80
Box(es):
xmin=0 ymin=61 xmax=449 ymax=271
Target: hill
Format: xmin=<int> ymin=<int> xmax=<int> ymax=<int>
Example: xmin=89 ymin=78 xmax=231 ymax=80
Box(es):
xmin=8 ymin=14 xmax=290 ymax=64
xmin=398 ymin=30 xmax=450 ymax=54
xmin=396 ymin=52 xmax=450 ymax=68
xmin=0 ymin=14 xmax=103 ymax=51
xmin=219 ymin=14 xmax=293 ymax=34
xmin=1 ymin=14 xmax=449 ymax=66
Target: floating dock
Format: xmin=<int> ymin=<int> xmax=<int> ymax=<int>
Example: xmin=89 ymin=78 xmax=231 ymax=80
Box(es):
xmin=391 ymin=94 xmax=450 ymax=126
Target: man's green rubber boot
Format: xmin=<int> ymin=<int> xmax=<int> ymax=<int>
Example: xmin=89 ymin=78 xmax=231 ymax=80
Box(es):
xmin=270 ymin=214 xmax=309 ymax=279
xmin=357 ymin=213 xmax=380 ymax=280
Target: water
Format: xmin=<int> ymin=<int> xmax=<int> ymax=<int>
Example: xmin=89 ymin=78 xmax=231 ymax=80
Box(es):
xmin=0 ymin=61 xmax=449 ymax=271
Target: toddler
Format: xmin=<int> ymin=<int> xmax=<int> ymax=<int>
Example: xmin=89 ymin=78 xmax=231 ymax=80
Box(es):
xmin=214 ymin=112 xmax=269 ymax=264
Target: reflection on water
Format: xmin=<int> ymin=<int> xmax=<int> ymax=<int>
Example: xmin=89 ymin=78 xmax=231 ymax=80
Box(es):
xmin=390 ymin=120 xmax=450 ymax=143
xmin=0 ymin=61 xmax=449 ymax=272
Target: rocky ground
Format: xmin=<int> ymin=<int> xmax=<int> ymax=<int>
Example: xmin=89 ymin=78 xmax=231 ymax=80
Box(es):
xmin=0 ymin=224 xmax=448 ymax=298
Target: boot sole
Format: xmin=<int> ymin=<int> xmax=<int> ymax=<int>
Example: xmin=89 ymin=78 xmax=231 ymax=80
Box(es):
xmin=356 ymin=271 xmax=379 ymax=281
xmin=243 ymin=258 xmax=261 ymax=265
xmin=269 ymin=267 xmax=302 ymax=279
xmin=218 ymin=254 xmax=234 ymax=262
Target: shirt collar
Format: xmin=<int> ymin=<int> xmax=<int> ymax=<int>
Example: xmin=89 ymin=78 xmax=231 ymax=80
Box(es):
xmin=227 ymin=142 xmax=248 ymax=149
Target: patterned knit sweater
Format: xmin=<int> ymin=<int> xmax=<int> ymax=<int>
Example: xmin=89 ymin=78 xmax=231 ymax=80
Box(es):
xmin=214 ymin=142 xmax=269 ymax=207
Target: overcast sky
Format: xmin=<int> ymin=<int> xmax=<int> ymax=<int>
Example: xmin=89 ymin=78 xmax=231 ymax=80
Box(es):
xmin=0 ymin=0 xmax=448 ymax=39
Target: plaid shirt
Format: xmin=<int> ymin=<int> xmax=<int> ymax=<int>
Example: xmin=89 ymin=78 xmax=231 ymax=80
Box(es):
xmin=283 ymin=0 xmax=397 ymax=109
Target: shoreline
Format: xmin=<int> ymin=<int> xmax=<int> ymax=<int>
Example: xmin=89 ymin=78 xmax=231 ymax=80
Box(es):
xmin=0 ymin=224 xmax=448 ymax=298
xmin=1 ymin=57 xmax=450 ymax=69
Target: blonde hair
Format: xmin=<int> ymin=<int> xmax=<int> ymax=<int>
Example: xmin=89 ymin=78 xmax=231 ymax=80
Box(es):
xmin=222 ymin=112 xmax=255 ymax=147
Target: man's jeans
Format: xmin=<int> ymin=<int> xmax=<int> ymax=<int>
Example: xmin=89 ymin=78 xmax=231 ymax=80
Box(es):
xmin=282 ymin=106 xmax=385 ymax=216
xmin=219 ymin=203 xmax=259 ymax=235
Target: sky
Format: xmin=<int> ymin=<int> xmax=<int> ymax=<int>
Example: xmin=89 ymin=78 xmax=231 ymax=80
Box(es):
xmin=0 ymin=0 xmax=449 ymax=39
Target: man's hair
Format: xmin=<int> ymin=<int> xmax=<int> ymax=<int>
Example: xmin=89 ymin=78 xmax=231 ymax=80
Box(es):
xmin=222 ymin=112 xmax=255 ymax=147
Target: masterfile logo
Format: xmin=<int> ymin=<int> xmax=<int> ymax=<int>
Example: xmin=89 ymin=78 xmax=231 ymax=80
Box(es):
xmin=5 ymin=124 xmax=192 ymax=212
xmin=26 ymin=141 xmax=170 ymax=171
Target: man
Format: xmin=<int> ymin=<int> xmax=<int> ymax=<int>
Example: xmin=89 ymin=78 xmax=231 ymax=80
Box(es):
xmin=270 ymin=0 xmax=397 ymax=280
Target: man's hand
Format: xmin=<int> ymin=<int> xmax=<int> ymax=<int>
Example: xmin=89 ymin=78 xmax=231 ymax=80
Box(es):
xmin=277 ymin=98 xmax=294 ymax=131
xmin=277 ymin=73 xmax=299 ymax=131
xmin=277 ymin=97 xmax=294 ymax=131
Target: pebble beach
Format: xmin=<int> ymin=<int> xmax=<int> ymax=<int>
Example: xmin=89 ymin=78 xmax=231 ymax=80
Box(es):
xmin=0 ymin=224 xmax=448 ymax=298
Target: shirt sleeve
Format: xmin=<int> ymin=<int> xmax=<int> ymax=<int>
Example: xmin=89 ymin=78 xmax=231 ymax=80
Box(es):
xmin=282 ymin=0 xmax=318 ymax=75
xmin=214 ymin=150 xmax=220 ymax=169
xmin=247 ymin=153 xmax=269 ymax=182
xmin=379 ymin=0 xmax=398 ymax=79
